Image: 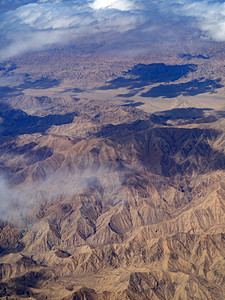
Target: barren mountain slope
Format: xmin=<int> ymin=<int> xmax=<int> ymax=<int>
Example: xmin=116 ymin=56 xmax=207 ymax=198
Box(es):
xmin=2 ymin=42 xmax=225 ymax=114
xmin=0 ymin=98 xmax=225 ymax=299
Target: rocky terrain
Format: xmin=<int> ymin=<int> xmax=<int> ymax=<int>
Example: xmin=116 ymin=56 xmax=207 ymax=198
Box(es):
xmin=2 ymin=40 xmax=225 ymax=114
xmin=0 ymin=91 xmax=225 ymax=299
xmin=1 ymin=0 xmax=225 ymax=298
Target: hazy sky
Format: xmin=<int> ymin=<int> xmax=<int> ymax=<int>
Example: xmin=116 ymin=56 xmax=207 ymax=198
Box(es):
xmin=0 ymin=0 xmax=225 ymax=60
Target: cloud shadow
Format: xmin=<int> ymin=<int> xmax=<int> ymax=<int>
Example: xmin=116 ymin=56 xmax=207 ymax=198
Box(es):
xmin=99 ymin=63 xmax=197 ymax=90
xmin=141 ymin=79 xmax=223 ymax=98
xmin=0 ymin=102 xmax=77 ymax=138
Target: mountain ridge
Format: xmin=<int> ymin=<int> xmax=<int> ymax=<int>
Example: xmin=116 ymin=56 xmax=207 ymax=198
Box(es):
xmin=0 ymin=98 xmax=225 ymax=299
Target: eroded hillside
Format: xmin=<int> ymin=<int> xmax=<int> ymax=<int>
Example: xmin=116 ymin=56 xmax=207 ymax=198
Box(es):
xmin=0 ymin=98 xmax=225 ymax=299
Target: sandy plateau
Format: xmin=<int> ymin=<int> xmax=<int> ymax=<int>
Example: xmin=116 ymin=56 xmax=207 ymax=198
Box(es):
xmin=1 ymin=41 xmax=225 ymax=299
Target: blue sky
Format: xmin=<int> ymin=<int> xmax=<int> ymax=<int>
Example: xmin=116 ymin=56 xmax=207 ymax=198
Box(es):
xmin=0 ymin=0 xmax=225 ymax=61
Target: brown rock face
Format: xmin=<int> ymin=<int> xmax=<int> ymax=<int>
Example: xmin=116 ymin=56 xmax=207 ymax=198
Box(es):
xmin=0 ymin=98 xmax=225 ymax=299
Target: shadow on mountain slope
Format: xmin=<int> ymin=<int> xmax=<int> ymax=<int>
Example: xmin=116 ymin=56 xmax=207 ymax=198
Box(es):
xmin=141 ymin=78 xmax=222 ymax=98
xmin=180 ymin=53 xmax=210 ymax=60
xmin=0 ymin=86 xmax=21 ymax=99
xmin=18 ymin=77 xmax=60 ymax=90
xmin=150 ymin=107 xmax=219 ymax=125
xmin=0 ymin=102 xmax=77 ymax=137
xmin=96 ymin=112 xmax=225 ymax=176
xmin=0 ymin=76 xmax=60 ymax=100
xmin=100 ymin=63 xmax=197 ymax=90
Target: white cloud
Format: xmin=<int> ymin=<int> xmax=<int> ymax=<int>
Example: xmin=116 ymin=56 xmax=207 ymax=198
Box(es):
xmin=90 ymin=0 xmax=137 ymax=11
xmin=3 ymin=2 xmax=90 ymax=30
xmin=0 ymin=0 xmax=225 ymax=61
xmin=175 ymin=0 xmax=225 ymax=41
xmin=0 ymin=175 xmax=33 ymax=225
xmin=0 ymin=166 xmax=124 ymax=226
xmin=0 ymin=0 xmax=145 ymax=60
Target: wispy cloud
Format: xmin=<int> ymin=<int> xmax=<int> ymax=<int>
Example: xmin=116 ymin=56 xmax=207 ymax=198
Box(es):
xmin=0 ymin=0 xmax=145 ymax=60
xmin=174 ymin=0 xmax=225 ymax=42
xmin=90 ymin=0 xmax=138 ymax=11
xmin=0 ymin=0 xmax=225 ymax=60
xmin=0 ymin=166 xmax=125 ymax=226
xmin=0 ymin=175 xmax=34 ymax=225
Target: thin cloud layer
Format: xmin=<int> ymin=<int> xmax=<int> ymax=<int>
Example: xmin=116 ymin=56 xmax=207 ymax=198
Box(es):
xmin=0 ymin=0 xmax=225 ymax=60
xmin=0 ymin=166 xmax=125 ymax=225
xmin=90 ymin=0 xmax=137 ymax=11
xmin=176 ymin=0 xmax=225 ymax=42
xmin=0 ymin=0 xmax=145 ymax=60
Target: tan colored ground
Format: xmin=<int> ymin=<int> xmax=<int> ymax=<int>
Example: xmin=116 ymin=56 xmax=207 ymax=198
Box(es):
xmin=1 ymin=43 xmax=225 ymax=299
